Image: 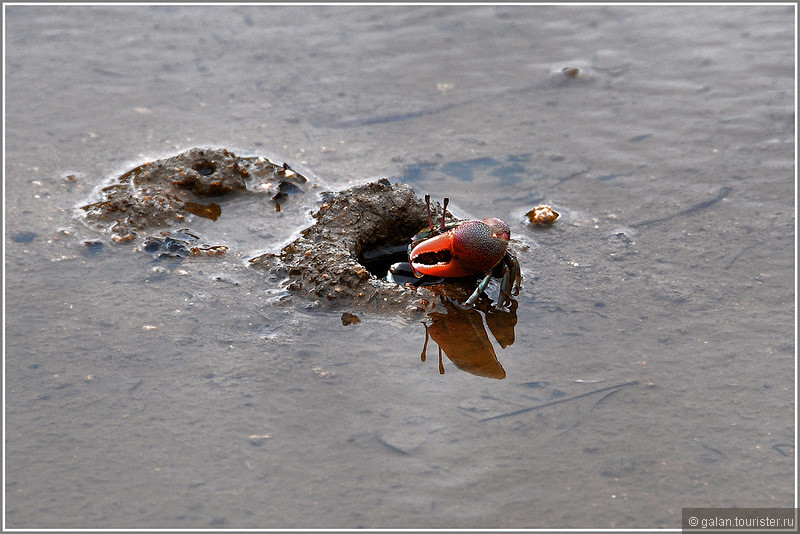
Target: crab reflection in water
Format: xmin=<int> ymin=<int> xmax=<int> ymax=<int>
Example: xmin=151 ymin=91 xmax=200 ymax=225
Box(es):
xmin=420 ymin=297 xmax=517 ymax=379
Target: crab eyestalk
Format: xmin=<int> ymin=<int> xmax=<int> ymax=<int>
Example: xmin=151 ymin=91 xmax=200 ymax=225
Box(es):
xmin=423 ymin=194 xmax=449 ymax=233
xmin=424 ymin=194 xmax=433 ymax=232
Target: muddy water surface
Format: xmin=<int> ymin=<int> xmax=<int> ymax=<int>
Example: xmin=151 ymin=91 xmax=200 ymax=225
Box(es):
xmin=4 ymin=5 xmax=795 ymax=528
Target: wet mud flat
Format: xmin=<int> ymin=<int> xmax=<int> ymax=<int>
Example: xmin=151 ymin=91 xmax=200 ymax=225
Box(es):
xmin=12 ymin=142 xmax=796 ymax=529
xmin=4 ymin=4 xmax=795 ymax=530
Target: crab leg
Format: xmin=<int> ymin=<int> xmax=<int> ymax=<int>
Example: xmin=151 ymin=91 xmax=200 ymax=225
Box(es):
xmin=511 ymin=259 xmax=522 ymax=296
xmin=495 ymin=265 xmax=512 ymax=310
xmin=506 ymin=252 xmax=522 ymax=296
xmin=497 ymin=255 xmax=523 ymax=309
xmin=465 ymin=270 xmax=494 ymax=306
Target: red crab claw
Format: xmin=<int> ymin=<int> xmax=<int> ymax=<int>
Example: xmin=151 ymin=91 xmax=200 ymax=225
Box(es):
xmin=410 ymin=218 xmax=510 ymax=278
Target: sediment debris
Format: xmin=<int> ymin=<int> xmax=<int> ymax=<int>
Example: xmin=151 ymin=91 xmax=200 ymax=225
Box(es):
xmin=143 ymin=228 xmax=228 ymax=261
xmin=341 ymin=312 xmax=361 ymax=325
xmin=526 ymin=204 xmax=560 ymax=226
xmin=79 ymin=147 xmax=306 ymax=242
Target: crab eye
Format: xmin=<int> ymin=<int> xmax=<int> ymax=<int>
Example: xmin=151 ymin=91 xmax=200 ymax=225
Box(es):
xmin=494 ymin=230 xmax=510 ymax=241
xmin=482 ymin=217 xmax=510 ymax=241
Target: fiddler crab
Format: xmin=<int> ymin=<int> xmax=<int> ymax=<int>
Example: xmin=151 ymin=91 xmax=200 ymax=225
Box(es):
xmin=389 ymin=195 xmax=522 ymax=309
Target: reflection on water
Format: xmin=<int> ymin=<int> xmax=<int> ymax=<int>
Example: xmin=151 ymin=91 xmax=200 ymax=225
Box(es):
xmin=398 ymin=153 xmax=536 ymax=187
xmin=420 ymin=298 xmax=518 ymax=379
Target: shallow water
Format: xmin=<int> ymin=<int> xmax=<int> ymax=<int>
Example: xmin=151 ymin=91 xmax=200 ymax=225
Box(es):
xmin=4 ymin=5 xmax=795 ymax=529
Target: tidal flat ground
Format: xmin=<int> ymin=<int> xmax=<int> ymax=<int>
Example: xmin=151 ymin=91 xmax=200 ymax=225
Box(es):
xmin=4 ymin=5 xmax=795 ymax=528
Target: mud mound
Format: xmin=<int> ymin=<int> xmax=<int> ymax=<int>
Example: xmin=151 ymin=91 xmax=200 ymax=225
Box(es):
xmin=80 ymin=147 xmax=306 ymax=241
xmin=250 ymin=179 xmax=445 ymax=310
